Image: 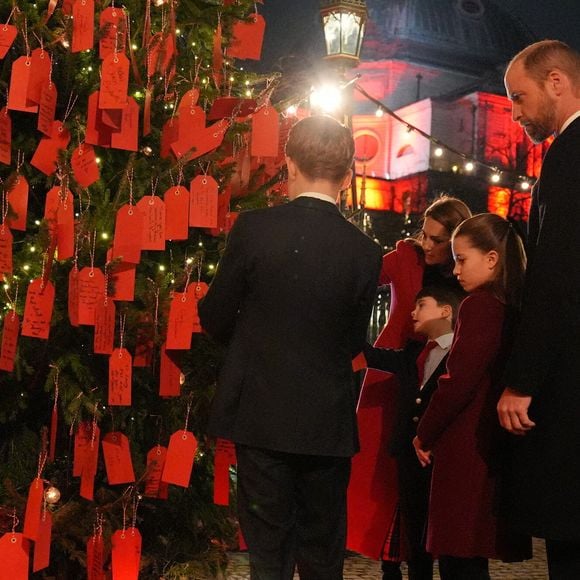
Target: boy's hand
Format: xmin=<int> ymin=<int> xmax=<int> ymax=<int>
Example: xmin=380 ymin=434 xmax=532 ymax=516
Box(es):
xmin=497 ymin=387 xmax=535 ymax=436
xmin=412 ymin=436 xmax=432 ymax=467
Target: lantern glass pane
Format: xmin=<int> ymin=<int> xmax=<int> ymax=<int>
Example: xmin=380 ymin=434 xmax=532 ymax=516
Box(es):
xmin=340 ymin=12 xmax=362 ymax=56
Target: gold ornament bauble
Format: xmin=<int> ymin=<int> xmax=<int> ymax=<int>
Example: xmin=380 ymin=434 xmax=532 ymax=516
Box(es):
xmin=44 ymin=486 xmax=61 ymax=504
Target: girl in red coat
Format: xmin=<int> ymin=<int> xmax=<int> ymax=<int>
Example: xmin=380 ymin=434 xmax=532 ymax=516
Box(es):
xmin=347 ymin=197 xmax=471 ymax=580
xmin=414 ymin=214 xmax=532 ymax=579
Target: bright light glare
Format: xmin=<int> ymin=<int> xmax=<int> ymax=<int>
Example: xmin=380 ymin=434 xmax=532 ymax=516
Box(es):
xmin=310 ymin=84 xmax=342 ymax=113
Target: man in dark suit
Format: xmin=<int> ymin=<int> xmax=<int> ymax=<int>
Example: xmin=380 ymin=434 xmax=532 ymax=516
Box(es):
xmin=363 ymin=286 xmax=462 ymax=580
xmin=199 ymin=115 xmax=382 ymax=580
xmin=499 ymin=40 xmax=580 ymax=579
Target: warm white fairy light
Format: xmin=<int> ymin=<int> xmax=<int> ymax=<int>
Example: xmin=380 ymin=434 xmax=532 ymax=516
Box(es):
xmin=375 ymin=107 xmax=384 ymax=118
xmin=286 ymin=105 xmax=298 ymax=116
xmin=520 ymin=180 xmax=530 ymax=190
xmin=491 ymin=173 xmax=501 ymax=183
xmin=101 ymin=232 xmax=109 ymax=240
xmin=159 ymin=265 xmax=166 ymax=272
xmin=434 ymin=147 xmax=443 ymax=157
xmin=464 ymin=161 xmax=474 ymax=172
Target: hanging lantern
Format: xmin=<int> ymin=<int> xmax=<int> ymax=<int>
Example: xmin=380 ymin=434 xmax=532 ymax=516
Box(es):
xmin=320 ymin=0 xmax=368 ymax=68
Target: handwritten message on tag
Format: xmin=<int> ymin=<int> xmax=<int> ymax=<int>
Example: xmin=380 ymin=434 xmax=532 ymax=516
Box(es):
xmin=21 ymin=279 xmax=55 ymax=340
xmin=102 ymin=432 xmax=135 ymax=484
xmin=109 ymin=348 xmax=132 ymax=406
xmin=0 ymin=310 xmax=19 ymax=372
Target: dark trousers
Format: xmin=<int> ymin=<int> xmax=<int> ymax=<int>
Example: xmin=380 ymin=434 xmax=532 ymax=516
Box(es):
xmin=438 ymin=556 xmax=489 ymax=580
xmin=546 ymin=538 xmax=580 ymax=579
xmin=236 ymin=444 xmax=351 ymax=580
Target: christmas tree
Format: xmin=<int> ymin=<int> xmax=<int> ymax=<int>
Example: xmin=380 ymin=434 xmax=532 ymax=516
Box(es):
xmin=0 ymin=0 xmax=289 ymax=576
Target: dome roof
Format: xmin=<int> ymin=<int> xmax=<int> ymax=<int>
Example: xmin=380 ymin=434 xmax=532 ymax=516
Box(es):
xmin=363 ymin=0 xmax=536 ymax=73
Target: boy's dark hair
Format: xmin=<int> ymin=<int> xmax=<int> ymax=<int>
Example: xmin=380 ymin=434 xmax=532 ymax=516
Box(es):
xmin=415 ymin=286 xmax=464 ymax=325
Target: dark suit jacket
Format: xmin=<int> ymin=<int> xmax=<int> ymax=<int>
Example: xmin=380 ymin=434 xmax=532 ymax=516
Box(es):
xmin=503 ymin=116 xmax=580 ymax=541
xmin=199 ymin=196 xmax=382 ymax=457
xmin=363 ymin=340 xmax=448 ymax=456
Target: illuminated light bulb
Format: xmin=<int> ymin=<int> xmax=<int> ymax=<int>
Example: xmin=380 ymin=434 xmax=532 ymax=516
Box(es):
xmin=245 ymin=80 xmax=250 ymax=86
xmin=208 ymin=264 xmax=215 ymax=270
xmin=23 ymin=265 xmax=30 ymax=271
xmin=176 ymin=29 xmax=181 ymax=34
xmin=434 ymin=147 xmax=443 ymax=157
xmin=464 ymin=161 xmax=474 ymax=172
xmin=101 ymin=232 xmax=109 ymax=240
xmin=375 ymin=108 xmax=384 ymax=118
xmin=229 ymin=76 xmax=234 ymax=82
xmin=96 ymin=157 xmax=102 ymax=164
xmin=191 ymin=42 xmax=196 ymax=47
xmin=520 ymin=180 xmax=530 ymax=191
xmin=198 ymin=241 xmax=203 ymax=247
xmin=310 ymin=84 xmax=342 ymax=114
xmin=451 ymin=165 xmax=458 ymax=173
xmin=245 ymin=89 xmax=252 ymax=97
xmin=286 ymin=105 xmax=298 ymax=116
xmin=3 ymin=284 xmax=9 ymax=290
xmin=491 ymin=173 xmax=501 ymax=183
xmin=159 ymin=265 xmax=166 ymax=272
xmin=30 ymin=246 xmax=36 ymax=252
xmin=186 ymin=258 xmax=193 ymax=265
xmin=35 ymin=220 xmax=41 ymax=225
xmin=132 ymin=44 xmax=138 ymax=50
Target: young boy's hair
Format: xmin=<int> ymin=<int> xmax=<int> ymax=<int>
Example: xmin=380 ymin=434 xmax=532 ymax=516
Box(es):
xmin=284 ymin=115 xmax=354 ymax=184
xmin=415 ymin=285 xmax=464 ymax=325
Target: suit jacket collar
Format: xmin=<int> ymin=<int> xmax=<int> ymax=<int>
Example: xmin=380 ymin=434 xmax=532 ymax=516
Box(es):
xmin=290 ymin=195 xmax=343 ymax=217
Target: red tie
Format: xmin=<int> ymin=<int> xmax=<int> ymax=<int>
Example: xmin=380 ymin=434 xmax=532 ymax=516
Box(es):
xmin=417 ymin=341 xmax=437 ymax=387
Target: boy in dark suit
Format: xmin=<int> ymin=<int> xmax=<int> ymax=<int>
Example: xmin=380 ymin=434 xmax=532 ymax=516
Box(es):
xmin=363 ymin=286 xmax=463 ymax=580
xmin=199 ymin=115 xmax=382 ymax=579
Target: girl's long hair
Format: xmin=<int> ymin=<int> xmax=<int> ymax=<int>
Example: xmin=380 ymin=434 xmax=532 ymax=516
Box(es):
xmin=452 ymin=213 xmax=527 ymax=307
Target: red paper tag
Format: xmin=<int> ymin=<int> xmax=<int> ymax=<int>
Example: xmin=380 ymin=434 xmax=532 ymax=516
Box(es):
xmin=228 ymin=14 xmax=265 ymax=60
xmin=32 ymin=510 xmax=52 ymax=572
xmin=21 ymin=279 xmax=55 ymax=340
xmin=86 ymin=92 xmax=113 ymax=147
xmin=165 ymin=292 xmax=196 ymax=350
xmin=112 ymin=204 xmax=143 ymax=264
xmin=31 ymin=121 xmax=71 ymax=175
xmin=6 ymin=174 xmax=28 ymax=230
xmin=73 ymin=421 xmax=92 ymax=477
xmin=0 ymin=226 xmax=13 ymax=276
xmin=87 ymin=534 xmax=105 ymax=580
xmin=164 ymin=186 xmax=189 ymax=240
xmin=80 ymin=424 xmax=100 ymax=501
xmin=27 ymin=48 xmax=52 ymax=105
xmin=161 ymin=430 xmax=197 ymax=487
xmin=137 ymin=196 xmax=166 ymax=251
xmin=189 ymin=282 xmax=208 ymax=333
xmin=110 ymin=261 xmax=136 ymax=302
xmin=78 ymin=267 xmax=105 ymax=326
xmin=189 ymin=175 xmax=218 ymax=228
xmin=99 ymin=7 xmax=127 ymax=59
xmin=208 ymin=189 xmax=232 ymax=236
xmin=171 ymin=119 xmax=227 ymax=160
xmin=7 ymin=56 xmax=38 ymax=113
xmin=159 ymin=342 xmax=182 ymax=397
xmin=56 ymin=193 xmax=75 ymax=262
xmin=251 ymin=105 xmax=280 ymax=157
xmin=160 ymin=117 xmax=179 ymax=159
xmin=94 ymin=299 xmax=116 ymax=354
xmin=111 ymin=97 xmax=139 ymax=151
xmin=0 ymin=107 xmax=11 ymax=165
xmin=68 ymin=267 xmax=80 ymax=327
xmin=144 ymin=445 xmax=167 ymax=498
xmin=72 ymin=0 xmax=95 ymax=53
xmin=102 ymin=431 xmax=135 ymax=484
xmin=37 ymin=81 xmax=58 ymax=137
xmin=212 ymin=22 xmax=223 ymax=87
xmin=0 ymin=310 xmax=19 ymax=372
xmin=214 ymin=438 xmax=236 ymax=506
xmin=111 ymin=528 xmax=141 ymax=580
xmin=0 ymin=533 xmax=30 ymax=577
xmin=178 ymin=89 xmax=206 ymax=128
xmin=99 ymin=53 xmax=129 ymax=109
xmin=109 ymin=348 xmax=132 ymax=406
xmin=0 ymin=24 xmax=17 ymax=59
xmin=71 ymin=143 xmax=100 ymax=187
xmin=133 ymin=314 xmax=153 ymax=368
xmin=23 ymin=478 xmax=44 ymax=541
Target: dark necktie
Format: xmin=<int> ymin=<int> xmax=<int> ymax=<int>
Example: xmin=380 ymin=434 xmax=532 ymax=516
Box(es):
xmin=417 ymin=340 xmax=437 ymax=387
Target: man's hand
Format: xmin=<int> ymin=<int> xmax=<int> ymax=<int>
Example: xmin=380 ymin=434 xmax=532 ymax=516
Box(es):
xmin=497 ymin=387 xmax=535 ymax=435
xmin=412 ymin=436 xmax=432 ymax=467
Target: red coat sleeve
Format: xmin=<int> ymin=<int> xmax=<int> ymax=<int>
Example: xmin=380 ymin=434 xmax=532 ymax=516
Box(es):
xmin=417 ymin=292 xmax=504 ymax=449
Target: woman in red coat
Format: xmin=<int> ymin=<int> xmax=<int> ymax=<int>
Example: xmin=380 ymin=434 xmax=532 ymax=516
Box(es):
xmin=347 ymin=197 xmax=471 ymax=578
xmin=414 ymin=214 xmax=532 ymax=578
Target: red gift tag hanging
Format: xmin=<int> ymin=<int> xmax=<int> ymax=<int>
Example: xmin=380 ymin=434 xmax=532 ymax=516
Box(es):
xmin=171 ymin=119 xmax=228 ymax=161
xmin=160 ymin=117 xmax=179 ymax=159
xmin=164 ymin=185 xmax=189 ymax=241
xmin=228 ymin=13 xmax=266 ymax=60
xmin=37 ymin=81 xmax=58 ymax=137
xmin=22 ymin=278 xmax=55 ymax=340
xmin=73 ymin=421 xmax=93 ymax=477
xmin=71 ymin=143 xmax=100 ymax=188
xmin=0 ymin=226 xmax=13 ymax=276
xmin=23 ymin=477 xmax=44 ymax=541
xmin=86 ymin=91 xmax=113 ymax=148
xmin=112 ymin=203 xmax=143 ymax=264
xmin=214 ymin=438 xmax=236 ymax=506
xmin=110 ymin=262 xmax=136 ymax=302
xmin=31 ymin=120 xmax=71 ymax=175
xmin=0 ymin=309 xmax=19 ymax=372
xmin=102 ymin=432 xmax=135 ymax=485
xmin=99 ymin=6 xmax=127 ymax=60
xmin=99 ymin=53 xmax=130 ymax=109
xmin=78 ymin=266 xmax=105 ymax=326
xmin=27 ymin=48 xmax=52 ymax=105
xmin=109 ymin=348 xmax=132 ymax=406
xmin=159 ymin=342 xmax=182 ymax=397
xmin=251 ymin=105 xmax=280 ymax=158
xmin=137 ymin=194 xmax=166 ymax=251
xmin=68 ymin=266 xmax=80 ymax=327
xmin=72 ymin=0 xmax=95 ymax=53
xmin=189 ymin=175 xmax=218 ymax=228
xmin=94 ymin=296 xmax=116 ymax=355
xmin=0 ymin=24 xmax=17 ymax=59
xmin=189 ymin=280 xmax=208 ymax=333
xmin=111 ymin=97 xmax=139 ymax=151
xmin=7 ymin=56 xmax=38 ymax=113
xmin=0 ymin=107 xmax=11 ymax=165
xmin=165 ymin=291 xmax=196 ymax=350
xmin=162 ymin=429 xmax=198 ymax=488
xmin=6 ymin=173 xmax=28 ymax=231
xmin=111 ymin=527 xmax=141 ymax=580
xmin=144 ymin=445 xmax=167 ymax=499
xmin=80 ymin=420 xmax=100 ymax=501
xmin=87 ymin=527 xmax=105 ymax=580
xmin=0 ymin=533 xmax=30 ymax=578
xmin=32 ymin=509 xmax=52 ymax=572
xmin=212 ymin=21 xmax=223 ymax=87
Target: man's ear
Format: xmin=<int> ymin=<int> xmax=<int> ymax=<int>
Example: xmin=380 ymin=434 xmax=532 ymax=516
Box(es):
xmin=546 ymin=69 xmax=568 ymax=97
xmin=340 ymin=169 xmax=353 ymax=191
xmin=286 ymin=156 xmax=297 ymax=180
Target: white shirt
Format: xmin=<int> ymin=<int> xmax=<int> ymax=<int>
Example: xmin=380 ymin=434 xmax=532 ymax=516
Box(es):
xmin=420 ymin=332 xmax=454 ymax=390
xmin=559 ymin=110 xmax=580 ymax=135
xmin=296 ymin=191 xmax=338 ymax=205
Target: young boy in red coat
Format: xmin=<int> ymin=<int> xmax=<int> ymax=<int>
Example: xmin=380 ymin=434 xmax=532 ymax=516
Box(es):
xmin=363 ymin=286 xmax=463 ymax=580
